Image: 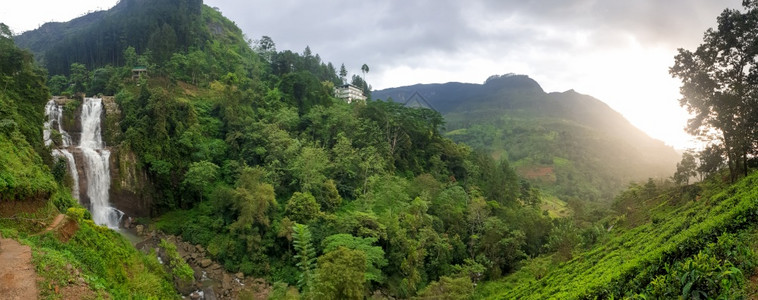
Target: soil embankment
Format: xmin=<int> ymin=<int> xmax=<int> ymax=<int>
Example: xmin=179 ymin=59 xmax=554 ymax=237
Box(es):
xmin=0 ymin=233 xmax=38 ymax=300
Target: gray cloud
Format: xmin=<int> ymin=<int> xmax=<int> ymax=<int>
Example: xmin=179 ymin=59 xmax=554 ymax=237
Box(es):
xmin=207 ymin=0 xmax=740 ymax=86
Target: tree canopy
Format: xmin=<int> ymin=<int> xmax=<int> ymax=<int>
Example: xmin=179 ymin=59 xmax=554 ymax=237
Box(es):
xmin=671 ymin=0 xmax=758 ymax=181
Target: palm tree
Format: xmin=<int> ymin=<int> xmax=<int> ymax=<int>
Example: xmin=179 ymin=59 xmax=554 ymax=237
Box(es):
xmin=361 ymin=63 xmax=369 ymax=85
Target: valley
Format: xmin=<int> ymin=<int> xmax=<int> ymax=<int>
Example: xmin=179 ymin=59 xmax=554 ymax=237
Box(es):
xmin=2 ymin=0 xmax=758 ymax=299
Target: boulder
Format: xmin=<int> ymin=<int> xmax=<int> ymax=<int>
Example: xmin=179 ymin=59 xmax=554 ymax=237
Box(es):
xmin=222 ymin=273 xmax=232 ymax=290
xmin=189 ymin=290 xmax=203 ymax=300
xmin=200 ymin=258 xmax=213 ymax=268
xmin=203 ymin=287 xmax=218 ymax=300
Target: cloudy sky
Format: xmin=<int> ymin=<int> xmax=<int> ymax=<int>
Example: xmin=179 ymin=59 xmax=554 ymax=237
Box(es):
xmin=2 ymin=0 xmax=744 ymax=149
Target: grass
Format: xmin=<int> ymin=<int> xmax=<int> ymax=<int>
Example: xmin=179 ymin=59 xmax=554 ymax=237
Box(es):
xmin=539 ymin=195 xmax=570 ymax=218
xmin=2 ymin=203 xmax=180 ymax=299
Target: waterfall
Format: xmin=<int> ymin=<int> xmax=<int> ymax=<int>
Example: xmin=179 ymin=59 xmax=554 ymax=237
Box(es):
xmin=78 ymin=98 xmax=122 ymax=228
xmin=44 ymin=98 xmax=123 ymax=229
xmin=44 ymin=100 xmax=73 ymax=147
xmin=51 ymin=149 xmax=79 ymax=200
xmin=44 ymin=99 xmax=79 ymax=200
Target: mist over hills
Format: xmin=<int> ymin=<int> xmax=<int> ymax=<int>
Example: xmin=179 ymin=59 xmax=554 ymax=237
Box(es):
xmin=374 ymin=74 xmax=680 ymax=203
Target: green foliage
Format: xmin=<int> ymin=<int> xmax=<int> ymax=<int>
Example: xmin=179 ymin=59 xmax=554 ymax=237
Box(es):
xmin=641 ymin=231 xmax=756 ymax=299
xmin=182 ymin=160 xmax=219 ymax=203
xmin=322 ymin=233 xmax=388 ymax=284
xmin=416 ymin=276 xmax=474 ymax=300
xmin=268 ymin=282 xmax=301 ymax=300
xmin=317 ymin=179 xmax=342 ymax=212
xmin=50 ymin=188 xmax=77 ymax=213
xmin=0 ymin=131 xmax=57 ymax=201
xmin=29 ymin=220 xmax=177 ymax=298
xmin=68 ymin=63 xmax=89 ymax=93
xmin=313 ymin=246 xmax=367 ymax=300
xmin=47 ymin=75 xmax=68 ymax=95
xmin=479 ymin=172 xmax=758 ymax=299
xmin=159 ymin=239 xmax=195 ymax=281
xmin=292 ymin=224 xmax=317 ymax=295
xmin=0 ymin=27 xmax=52 ymax=197
xmin=670 ymin=1 xmax=758 ymax=181
xmin=230 ymin=167 xmax=277 ymax=231
xmin=285 ymin=192 xmax=321 ymax=224
xmin=544 ymin=219 xmax=580 ymax=261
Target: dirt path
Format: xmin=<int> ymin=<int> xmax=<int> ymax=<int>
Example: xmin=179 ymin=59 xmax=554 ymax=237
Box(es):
xmin=0 ymin=233 xmax=38 ymax=299
xmin=45 ymin=214 xmax=65 ymax=232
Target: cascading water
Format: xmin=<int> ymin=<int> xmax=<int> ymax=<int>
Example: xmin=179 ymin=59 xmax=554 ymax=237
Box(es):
xmin=51 ymin=149 xmax=79 ymax=200
xmin=44 ymin=99 xmax=79 ymax=199
xmin=78 ymin=98 xmax=122 ymax=228
xmin=44 ymin=97 xmax=123 ymax=229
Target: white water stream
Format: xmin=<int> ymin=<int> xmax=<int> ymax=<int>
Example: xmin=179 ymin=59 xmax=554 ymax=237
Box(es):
xmin=44 ymin=100 xmax=78 ymax=199
xmin=45 ymin=98 xmax=123 ymax=228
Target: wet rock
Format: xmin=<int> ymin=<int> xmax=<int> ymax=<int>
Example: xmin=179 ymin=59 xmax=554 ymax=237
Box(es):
xmin=235 ymin=272 xmax=244 ymax=280
xmin=189 ymin=290 xmax=203 ymax=300
xmin=196 ymin=244 xmax=205 ymax=253
xmin=203 ymin=287 xmax=218 ymax=300
xmin=122 ymin=216 xmax=132 ymax=229
xmin=175 ymin=277 xmax=196 ymax=296
xmin=135 ymin=225 xmax=144 ymax=236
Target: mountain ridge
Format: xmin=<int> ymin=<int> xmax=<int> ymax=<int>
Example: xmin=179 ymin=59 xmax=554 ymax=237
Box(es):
xmin=374 ymin=74 xmax=680 ymax=204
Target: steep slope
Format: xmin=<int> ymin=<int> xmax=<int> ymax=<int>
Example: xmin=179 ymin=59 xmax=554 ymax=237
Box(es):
xmin=373 ymin=74 xmax=680 ymax=204
xmin=476 ymin=173 xmax=758 ymax=299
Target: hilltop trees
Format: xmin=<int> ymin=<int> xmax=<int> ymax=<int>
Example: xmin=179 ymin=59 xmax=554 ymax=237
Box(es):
xmin=673 ymin=150 xmax=697 ymax=185
xmin=671 ymin=0 xmax=758 ymax=181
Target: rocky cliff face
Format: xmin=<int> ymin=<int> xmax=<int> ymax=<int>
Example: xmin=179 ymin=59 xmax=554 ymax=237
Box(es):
xmin=109 ymin=146 xmax=154 ymax=217
xmin=101 ymin=96 xmax=154 ymax=218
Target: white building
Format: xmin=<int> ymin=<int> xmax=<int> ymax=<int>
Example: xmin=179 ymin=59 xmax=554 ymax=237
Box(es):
xmin=334 ymin=84 xmax=367 ymax=103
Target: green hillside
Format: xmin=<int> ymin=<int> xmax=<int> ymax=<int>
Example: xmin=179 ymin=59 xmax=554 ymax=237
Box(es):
xmin=477 ymin=172 xmax=758 ymax=299
xmin=373 ymin=75 xmax=680 ymax=207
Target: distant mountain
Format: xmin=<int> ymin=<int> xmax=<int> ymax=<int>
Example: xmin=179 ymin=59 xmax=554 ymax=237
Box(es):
xmin=374 ymin=74 xmax=680 ymax=204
